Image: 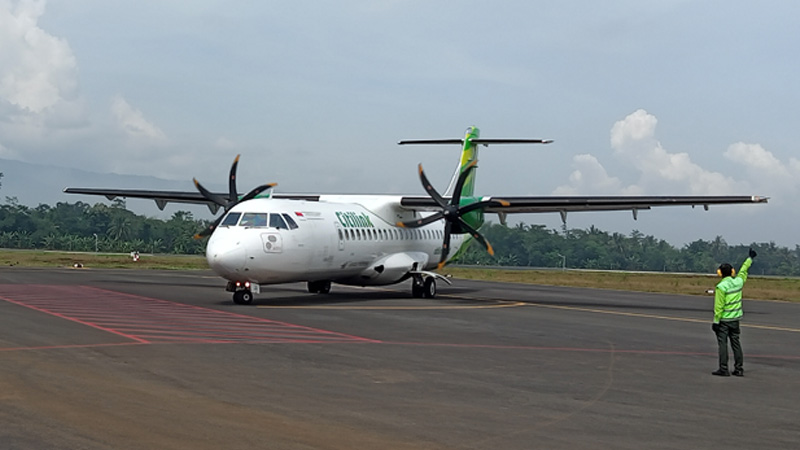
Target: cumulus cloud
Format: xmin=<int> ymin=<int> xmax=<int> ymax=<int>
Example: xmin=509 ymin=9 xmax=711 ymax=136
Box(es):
xmin=0 ymin=0 xmax=79 ymax=114
xmin=610 ymin=109 xmax=740 ymax=195
xmin=0 ymin=0 xmax=90 ymax=165
xmin=111 ymin=95 xmax=167 ymax=143
xmin=553 ymin=154 xmax=633 ymax=195
xmin=723 ymin=142 xmax=800 ymax=197
xmin=556 ymin=109 xmax=745 ymax=196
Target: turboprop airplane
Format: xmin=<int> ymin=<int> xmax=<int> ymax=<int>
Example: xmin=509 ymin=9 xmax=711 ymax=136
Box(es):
xmin=64 ymin=127 xmax=768 ymax=304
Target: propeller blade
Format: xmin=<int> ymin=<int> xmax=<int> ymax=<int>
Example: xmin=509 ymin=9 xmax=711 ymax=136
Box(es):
xmin=396 ymin=211 xmax=444 ymax=229
xmin=457 ymin=198 xmax=510 ymax=215
xmin=228 ymin=154 xmax=241 ymax=206
xmin=450 ymin=160 xmax=478 ymax=207
xmin=455 ymin=216 xmax=494 ymax=256
xmin=240 ymin=183 xmax=277 ymax=202
xmin=417 ymin=164 xmax=448 ymax=208
xmin=437 ymin=221 xmax=453 ymax=270
xmin=194 ymin=214 xmax=226 ymax=239
xmin=194 ymin=182 xmax=276 ymax=239
xmin=193 ymin=178 xmax=227 ymax=207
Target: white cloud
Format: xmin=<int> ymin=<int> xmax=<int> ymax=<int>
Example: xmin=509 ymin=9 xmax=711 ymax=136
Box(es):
xmin=554 ymin=154 xmax=631 ymax=195
xmin=723 ymin=142 xmax=800 ymax=200
xmin=557 ymin=109 xmax=745 ymax=196
xmin=610 ymin=108 xmax=657 ymax=150
xmin=725 ymin=142 xmax=791 ymax=178
xmin=110 ymin=95 xmax=167 ymax=143
xmin=0 ymin=0 xmax=79 ymax=113
xmin=611 ymin=109 xmax=740 ymax=195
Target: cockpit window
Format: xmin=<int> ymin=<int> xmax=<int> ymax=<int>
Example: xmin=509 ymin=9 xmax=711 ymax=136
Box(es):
xmin=221 ymin=212 xmax=241 ymax=227
xmin=269 ymin=213 xmax=288 ymax=229
xmin=281 ymin=213 xmax=299 ymax=230
xmin=240 ymin=212 xmax=268 ymax=227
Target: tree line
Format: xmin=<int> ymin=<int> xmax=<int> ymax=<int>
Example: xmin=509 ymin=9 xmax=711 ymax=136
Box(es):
xmin=1 ymin=198 xmax=206 ymax=255
xmin=1 ymin=197 xmax=798 ymax=276
xmin=457 ymin=223 xmax=800 ymax=276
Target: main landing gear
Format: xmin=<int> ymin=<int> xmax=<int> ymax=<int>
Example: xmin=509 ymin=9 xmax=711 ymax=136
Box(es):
xmin=307 ymin=280 xmax=332 ymax=294
xmin=411 ymin=275 xmax=437 ymax=299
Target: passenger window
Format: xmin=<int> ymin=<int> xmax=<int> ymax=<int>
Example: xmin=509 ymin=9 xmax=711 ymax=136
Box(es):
xmin=221 ymin=212 xmax=241 ymax=227
xmin=269 ymin=213 xmax=288 ymax=229
xmin=240 ymin=212 xmax=268 ymax=227
xmin=282 ymin=213 xmax=299 ymax=230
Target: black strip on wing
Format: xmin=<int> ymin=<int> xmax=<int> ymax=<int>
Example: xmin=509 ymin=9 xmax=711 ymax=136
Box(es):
xmin=401 ymin=195 xmax=767 ymax=212
xmin=64 ymin=188 xmax=322 ymax=203
xmin=63 ymin=188 xmax=209 ymax=203
xmin=482 ymin=196 xmax=767 ymax=213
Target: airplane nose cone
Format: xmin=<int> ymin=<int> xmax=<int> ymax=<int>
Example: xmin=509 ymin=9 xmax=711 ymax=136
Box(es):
xmin=206 ymin=236 xmax=247 ymax=278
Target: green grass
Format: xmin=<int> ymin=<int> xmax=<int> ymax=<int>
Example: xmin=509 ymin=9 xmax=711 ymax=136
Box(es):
xmin=444 ymin=267 xmax=800 ymax=303
xmin=2 ymin=250 xmax=797 ymax=302
xmin=0 ymin=249 xmax=207 ymax=270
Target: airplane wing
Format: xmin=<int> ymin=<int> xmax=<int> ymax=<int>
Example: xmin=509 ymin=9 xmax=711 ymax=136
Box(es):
xmin=400 ymin=195 xmax=768 ymax=219
xmin=62 ymin=188 xmax=320 ymax=214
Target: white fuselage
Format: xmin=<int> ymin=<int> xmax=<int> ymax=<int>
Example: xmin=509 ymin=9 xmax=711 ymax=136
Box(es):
xmin=205 ymin=196 xmax=464 ymax=286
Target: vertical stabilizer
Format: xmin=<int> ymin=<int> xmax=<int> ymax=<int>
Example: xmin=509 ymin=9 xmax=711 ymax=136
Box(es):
xmin=397 ymin=127 xmax=552 ymax=268
xmin=444 ymin=126 xmax=480 ymax=197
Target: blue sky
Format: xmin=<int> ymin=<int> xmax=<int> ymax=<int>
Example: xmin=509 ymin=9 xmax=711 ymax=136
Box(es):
xmin=1 ymin=0 xmax=797 ymax=246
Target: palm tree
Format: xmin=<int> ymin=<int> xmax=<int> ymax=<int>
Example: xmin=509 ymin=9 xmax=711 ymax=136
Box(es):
xmin=108 ymin=214 xmax=132 ymax=241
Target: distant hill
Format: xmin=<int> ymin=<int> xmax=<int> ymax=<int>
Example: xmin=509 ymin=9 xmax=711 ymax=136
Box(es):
xmin=0 ymin=158 xmax=216 ymax=219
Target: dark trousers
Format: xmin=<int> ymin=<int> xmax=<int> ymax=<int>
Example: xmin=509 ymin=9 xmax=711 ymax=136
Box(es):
xmin=715 ymin=320 xmax=743 ymax=372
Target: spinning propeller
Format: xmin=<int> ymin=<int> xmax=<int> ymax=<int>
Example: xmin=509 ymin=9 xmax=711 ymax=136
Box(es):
xmin=193 ymin=155 xmax=276 ymax=238
xmin=397 ymin=160 xmax=508 ymax=269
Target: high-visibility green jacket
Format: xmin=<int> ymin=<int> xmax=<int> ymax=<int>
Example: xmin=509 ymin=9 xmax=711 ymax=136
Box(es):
xmin=714 ymin=257 xmax=753 ymax=323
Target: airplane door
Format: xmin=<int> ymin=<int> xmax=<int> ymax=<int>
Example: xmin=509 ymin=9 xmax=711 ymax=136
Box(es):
xmin=334 ymin=222 xmax=345 ymax=251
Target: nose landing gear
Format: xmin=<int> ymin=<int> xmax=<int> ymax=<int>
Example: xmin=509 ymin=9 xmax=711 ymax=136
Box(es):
xmin=227 ymin=280 xmax=256 ymax=305
xmin=233 ymin=289 xmax=253 ymax=305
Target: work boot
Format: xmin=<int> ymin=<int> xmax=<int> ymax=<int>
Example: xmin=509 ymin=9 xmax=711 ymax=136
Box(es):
xmin=732 ymin=369 xmax=744 ymax=377
xmin=712 ymin=369 xmax=730 ymax=377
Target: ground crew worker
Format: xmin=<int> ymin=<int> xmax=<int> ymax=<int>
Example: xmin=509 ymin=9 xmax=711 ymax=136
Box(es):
xmin=712 ymin=248 xmax=756 ymax=377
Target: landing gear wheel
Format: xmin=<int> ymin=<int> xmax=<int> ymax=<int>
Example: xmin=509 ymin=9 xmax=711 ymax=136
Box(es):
xmin=423 ymin=277 xmax=436 ymax=299
xmin=233 ymin=290 xmax=253 ymax=305
xmin=411 ymin=277 xmax=425 ymax=298
xmin=308 ymin=280 xmax=332 ymax=294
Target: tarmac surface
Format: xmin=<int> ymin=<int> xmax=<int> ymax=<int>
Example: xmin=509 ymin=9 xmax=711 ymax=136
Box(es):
xmin=1 ymin=266 xmax=800 ymax=450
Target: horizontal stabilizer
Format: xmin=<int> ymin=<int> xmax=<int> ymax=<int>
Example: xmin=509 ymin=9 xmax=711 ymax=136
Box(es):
xmin=397 ymin=139 xmax=464 ymax=145
xmin=472 ymin=138 xmax=553 ymax=145
xmin=398 ymin=138 xmax=552 ymax=145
